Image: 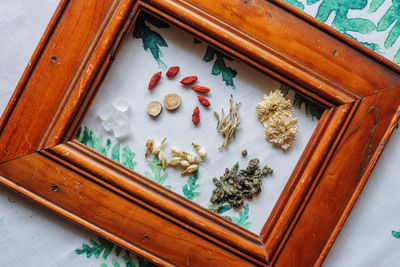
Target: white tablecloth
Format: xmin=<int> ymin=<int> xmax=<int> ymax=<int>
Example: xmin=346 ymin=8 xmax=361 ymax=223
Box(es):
xmin=0 ymin=0 xmax=399 ymax=266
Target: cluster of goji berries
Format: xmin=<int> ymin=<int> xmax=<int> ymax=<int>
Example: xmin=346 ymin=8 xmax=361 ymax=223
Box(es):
xmin=147 ymin=65 xmax=212 ymax=126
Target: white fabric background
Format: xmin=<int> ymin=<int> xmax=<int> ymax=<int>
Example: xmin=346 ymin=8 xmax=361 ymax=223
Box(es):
xmin=0 ymin=0 xmax=399 ymax=266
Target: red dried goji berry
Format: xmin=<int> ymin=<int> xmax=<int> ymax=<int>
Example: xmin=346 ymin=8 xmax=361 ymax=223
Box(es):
xmin=192 ymin=106 xmax=200 ymax=125
xmin=180 ymin=76 xmax=198 ymax=85
xmin=197 ymin=95 xmax=210 ymax=107
xmin=166 ymin=66 xmax=179 ymax=78
xmin=148 ymin=71 xmax=162 ymax=90
xmin=192 ymin=85 xmax=210 ymax=93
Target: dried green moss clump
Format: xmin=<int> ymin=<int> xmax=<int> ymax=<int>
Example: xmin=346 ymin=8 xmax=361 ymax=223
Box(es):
xmin=210 ymin=158 xmax=273 ymax=212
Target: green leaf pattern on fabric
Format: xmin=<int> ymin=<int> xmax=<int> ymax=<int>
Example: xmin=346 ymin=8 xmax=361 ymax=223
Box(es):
xmin=76 ymin=236 xmax=155 ymax=267
xmin=144 ymin=155 xmax=169 ymax=185
xmin=285 ymin=0 xmax=382 ymax=52
xmin=280 ymin=84 xmax=324 ymax=120
xmin=231 ymin=203 xmax=253 ymax=229
xmin=182 ymin=170 xmax=201 ymax=200
xmin=293 ymin=93 xmax=325 ymax=121
xmin=76 ymin=126 xmax=137 ymax=170
xmin=374 ymin=0 xmax=400 ymax=63
xmin=133 ymin=13 xmax=169 ymax=70
xmin=392 ymin=230 xmax=400 ymax=239
xmin=202 ymin=46 xmax=238 ymax=89
xmin=75 ymin=236 xmax=115 ymax=260
xmin=285 ymin=0 xmax=305 ymax=10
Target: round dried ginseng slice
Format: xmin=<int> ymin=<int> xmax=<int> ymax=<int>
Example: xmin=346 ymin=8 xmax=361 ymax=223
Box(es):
xmin=147 ymin=100 xmax=163 ymax=117
xmin=163 ymin=93 xmax=181 ymax=110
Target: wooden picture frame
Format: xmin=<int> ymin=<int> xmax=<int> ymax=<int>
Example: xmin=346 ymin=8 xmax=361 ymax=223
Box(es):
xmin=0 ymin=0 xmax=399 ymax=265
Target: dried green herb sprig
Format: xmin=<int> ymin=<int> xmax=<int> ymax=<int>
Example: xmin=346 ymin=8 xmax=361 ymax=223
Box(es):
xmin=214 ymin=95 xmax=240 ymax=149
xmin=210 ymin=159 xmax=273 ymax=212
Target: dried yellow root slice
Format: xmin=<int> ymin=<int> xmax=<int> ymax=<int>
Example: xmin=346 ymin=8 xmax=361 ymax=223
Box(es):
xmin=147 ymin=100 xmax=162 ymax=117
xmin=163 ymin=93 xmax=181 ymax=110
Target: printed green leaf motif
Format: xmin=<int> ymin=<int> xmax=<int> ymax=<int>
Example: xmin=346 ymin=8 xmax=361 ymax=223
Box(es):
xmin=138 ymin=255 xmax=158 ymax=267
xmin=218 ymin=204 xmax=233 ymax=214
xmin=293 ymin=93 xmax=324 ymax=121
xmin=182 ymin=170 xmax=201 ymax=200
xmin=376 ymin=0 xmax=400 ymax=48
xmin=115 ymin=245 xmax=123 ymax=257
xmin=369 ymin=0 xmax=385 ymax=13
xmin=76 ymin=236 xmax=157 ymax=267
xmin=310 ymin=0 xmax=380 ymax=53
xmin=144 ymin=156 xmax=169 ymax=185
xmin=279 ymin=84 xmax=323 ymax=121
xmin=122 ymin=147 xmax=138 ymax=170
xmin=231 ymin=203 xmax=253 ymax=229
xmin=76 ymin=126 xmax=112 ymax=156
xmin=392 ymin=230 xmax=400 ymax=239
xmin=202 ymin=46 xmax=237 ymax=89
xmin=394 ymin=49 xmax=400 ymax=64
xmin=112 ymin=143 xmax=121 ymax=162
xmin=123 ymin=251 xmax=137 ymax=267
xmin=373 ymin=0 xmax=400 ymax=63
xmin=284 ymin=0 xmax=305 ymax=10
xmin=279 ymin=84 xmax=290 ymax=97
xmin=208 ymin=202 xmax=232 ymax=214
xmin=76 ymin=126 xmax=137 ymax=170
xmin=75 ymin=236 xmax=114 ymax=260
xmin=133 ymin=13 xmax=169 ymax=70
xmin=112 ymin=259 xmax=121 ymax=267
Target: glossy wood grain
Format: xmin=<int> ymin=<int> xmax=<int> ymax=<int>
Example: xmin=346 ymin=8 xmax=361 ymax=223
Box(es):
xmin=0 ymin=0 xmax=399 ymax=266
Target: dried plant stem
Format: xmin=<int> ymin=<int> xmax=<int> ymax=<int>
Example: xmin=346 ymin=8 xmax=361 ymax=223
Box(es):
xmin=214 ymin=95 xmax=240 ymax=149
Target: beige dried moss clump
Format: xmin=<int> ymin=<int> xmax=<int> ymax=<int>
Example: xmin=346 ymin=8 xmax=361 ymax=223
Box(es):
xmin=256 ymin=89 xmax=299 ymax=149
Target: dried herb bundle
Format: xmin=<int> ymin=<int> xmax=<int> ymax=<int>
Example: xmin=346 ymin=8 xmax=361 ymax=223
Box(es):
xmin=210 ymin=159 xmax=273 ymax=212
xmin=214 ymin=95 xmax=240 ymax=149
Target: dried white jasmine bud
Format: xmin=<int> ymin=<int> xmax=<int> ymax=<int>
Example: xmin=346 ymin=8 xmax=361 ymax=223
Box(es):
xmin=180 ymin=160 xmax=190 ymax=167
xmin=256 ymin=89 xmax=299 ymax=149
xmin=167 ymin=157 xmax=182 ymax=166
xmin=152 ymin=144 xmax=162 ymax=155
xmin=181 ymin=164 xmax=198 ymax=175
xmin=169 ymin=147 xmax=181 ymax=157
xmin=158 ymin=150 xmax=167 ymax=170
xmin=185 ymin=153 xmax=198 ymax=164
xmin=192 ymin=143 xmax=207 ymax=158
xmin=151 ymin=137 xmax=166 ymax=155
xmin=145 ymin=138 xmax=154 ymax=158
xmin=158 ymin=150 xmax=166 ymax=162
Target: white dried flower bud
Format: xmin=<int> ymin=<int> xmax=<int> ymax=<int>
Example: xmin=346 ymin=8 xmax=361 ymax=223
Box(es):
xmin=158 ymin=150 xmax=166 ymax=162
xmin=186 ymin=153 xmax=197 ymax=164
xmin=169 ymin=147 xmax=181 ymax=156
xmin=182 ymin=164 xmax=198 ymax=175
xmin=145 ymin=138 xmax=155 ymax=158
xmin=186 ymin=164 xmax=198 ymax=173
xmin=192 ymin=142 xmax=206 ymax=158
xmin=180 ymin=160 xmax=190 ymax=167
xmin=152 ymin=144 xmax=162 ymax=155
xmin=146 ymin=138 xmax=154 ymax=149
xmin=198 ymin=147 xmax=207 ymax=158
xmin=167 ymin=157 xmax=181 ymax=166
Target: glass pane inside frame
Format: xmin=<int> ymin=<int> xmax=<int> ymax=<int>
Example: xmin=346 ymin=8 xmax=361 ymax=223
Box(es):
xmin=76 ymin=12 xmax=323 ymax=234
